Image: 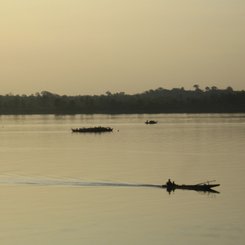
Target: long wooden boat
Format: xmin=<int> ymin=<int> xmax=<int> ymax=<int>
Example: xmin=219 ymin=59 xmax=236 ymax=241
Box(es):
xmin=162 ymin=183 xmax=220 ymax=193
xmin=71 ymin=126 xmax=113 ymax=133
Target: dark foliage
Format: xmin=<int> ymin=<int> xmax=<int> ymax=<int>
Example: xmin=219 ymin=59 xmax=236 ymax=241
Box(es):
xmin=0 ymin=87 xmax=244 ymax=114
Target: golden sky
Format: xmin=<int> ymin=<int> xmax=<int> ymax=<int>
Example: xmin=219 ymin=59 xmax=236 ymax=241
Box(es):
xmin=1 ymin=0 xmax=244 ymax=95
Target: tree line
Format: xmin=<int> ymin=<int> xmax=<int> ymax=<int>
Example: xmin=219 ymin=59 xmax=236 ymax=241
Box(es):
xmin=0 ymin=86 xmax=244 ymax=114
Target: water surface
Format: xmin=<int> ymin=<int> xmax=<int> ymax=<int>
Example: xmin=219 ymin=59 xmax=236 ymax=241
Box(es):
xmin=0 ymin=114 xmax=244 ymax=244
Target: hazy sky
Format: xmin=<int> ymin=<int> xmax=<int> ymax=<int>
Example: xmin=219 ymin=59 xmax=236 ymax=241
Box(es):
xmin=1 ymin=0 xmax=244 ymax=95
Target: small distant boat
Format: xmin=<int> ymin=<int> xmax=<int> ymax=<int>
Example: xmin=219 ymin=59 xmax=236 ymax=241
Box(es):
xmin=71 ymin=126 xmax=113 ymax=133
xmin=145 ymin=120 xmax=158 ymax=124
xmin=162 ymin=180 xmax=220 ymax=193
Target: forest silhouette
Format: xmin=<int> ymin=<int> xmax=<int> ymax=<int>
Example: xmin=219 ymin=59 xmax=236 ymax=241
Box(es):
xmin=0 ymin=86 xmax=244 ymax=114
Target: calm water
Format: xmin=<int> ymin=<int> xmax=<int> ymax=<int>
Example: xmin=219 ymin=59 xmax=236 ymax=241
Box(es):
xmin=0 ymin=114 xmax=244 ymax=245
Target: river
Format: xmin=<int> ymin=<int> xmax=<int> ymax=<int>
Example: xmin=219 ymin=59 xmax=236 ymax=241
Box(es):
xmin=0 ymin=114 xmax=244 ymax=244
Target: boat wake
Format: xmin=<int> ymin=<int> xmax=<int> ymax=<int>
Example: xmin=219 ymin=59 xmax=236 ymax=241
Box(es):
xmin=0 ymin=176 xmax=220 ymax=194
xmin=0 ymin=176 xmax=162 ymax=189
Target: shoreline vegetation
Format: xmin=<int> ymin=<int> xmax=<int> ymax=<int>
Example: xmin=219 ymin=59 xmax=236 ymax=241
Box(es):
xmin=0 ymin=86 xmax=244 ymax=115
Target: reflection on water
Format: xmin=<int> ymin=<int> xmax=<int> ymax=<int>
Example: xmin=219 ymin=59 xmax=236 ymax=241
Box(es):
xmin=0 ymin=114 xmax=244 ymax=245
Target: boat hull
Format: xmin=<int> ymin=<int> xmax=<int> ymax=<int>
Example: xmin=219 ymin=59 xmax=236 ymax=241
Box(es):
xmin=71 ymin=126 xmax=113 ymax=133
xmin=162 ymin=184 xmax=220 ymax=193
xmin=145 ymin=120 xmax=157 ymax=124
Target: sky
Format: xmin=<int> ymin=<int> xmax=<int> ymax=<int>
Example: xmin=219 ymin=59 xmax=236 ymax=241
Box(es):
xmin=0 ymin=0 xmax=244 ymax=95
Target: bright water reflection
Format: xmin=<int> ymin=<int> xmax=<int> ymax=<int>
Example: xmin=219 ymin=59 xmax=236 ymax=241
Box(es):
xmin=0 ymin=114 xmax=244 ymax=244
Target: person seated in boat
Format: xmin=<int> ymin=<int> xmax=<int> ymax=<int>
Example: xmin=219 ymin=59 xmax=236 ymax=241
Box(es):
xmin=166 ymin=179 xmax=172 ymax=187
